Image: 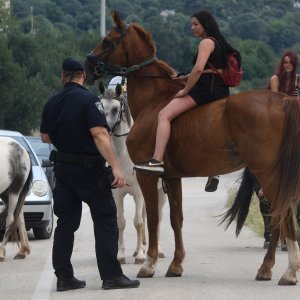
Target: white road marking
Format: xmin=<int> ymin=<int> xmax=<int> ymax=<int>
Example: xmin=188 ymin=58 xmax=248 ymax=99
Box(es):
xmin=31 ymin=205 xmax=90 ymax=299
xmin=31 ymin=251 xmax=53 ymax=300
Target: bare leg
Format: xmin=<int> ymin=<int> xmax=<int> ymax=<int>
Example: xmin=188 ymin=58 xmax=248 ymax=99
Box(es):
xmin=153 ymin=96 xmax=196 ymax=162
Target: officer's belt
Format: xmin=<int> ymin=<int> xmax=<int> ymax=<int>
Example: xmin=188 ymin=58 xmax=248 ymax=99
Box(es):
xmin=55 ymin=151 xmax=104 ymax=166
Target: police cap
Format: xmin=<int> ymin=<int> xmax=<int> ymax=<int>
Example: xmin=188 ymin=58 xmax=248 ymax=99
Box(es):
xmin=62 ymin=58 xmax=85 ymax=72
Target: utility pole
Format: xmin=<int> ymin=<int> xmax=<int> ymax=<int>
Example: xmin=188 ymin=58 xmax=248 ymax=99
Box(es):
xmin=30 ymin=6 xmax=34 ymax=33
xmin=100 ymin=0 xmax=106 ymax=37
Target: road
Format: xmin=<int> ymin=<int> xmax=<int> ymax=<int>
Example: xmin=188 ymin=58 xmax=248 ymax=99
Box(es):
xmin=1 ymin=172 xmax=300 ymax=300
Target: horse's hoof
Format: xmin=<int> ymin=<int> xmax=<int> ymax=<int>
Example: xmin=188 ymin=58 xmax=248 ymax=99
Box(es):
xmin=255 ymin=274 xmax=271 ymax=281
xmin=278 ymin=277 xmax=298 ymax=286
xmin=165 ymin=268 xmax=182 ymax=277
xmin=14 ymin=253 xmax=26 ymax=260
xmin=137 ymin=267 xmax=154 ymax=278
xmin=118 ymin=257 xmax=125 ymax=264
xmin=0 ymin=257 xmax=4 ymax=262
xmin=134 ymin=257 xmax=146 ymax=264
xmin=159 ymin=253 xmax=165 ymax=258
xmin=255 ymin=267 xmax=272 ymax=281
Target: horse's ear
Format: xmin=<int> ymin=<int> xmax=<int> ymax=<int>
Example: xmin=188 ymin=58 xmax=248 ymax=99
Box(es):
xmin=116 ymin=83 xmax=122 ymax=97
xmin=111 ymin=10 xmax=123 ymax=28
xmin=98 ymin=80 xmax=105 ymax=95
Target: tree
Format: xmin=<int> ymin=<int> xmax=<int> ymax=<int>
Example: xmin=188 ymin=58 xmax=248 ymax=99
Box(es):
xmin=229 ymin=13 xmax=267 ymax=41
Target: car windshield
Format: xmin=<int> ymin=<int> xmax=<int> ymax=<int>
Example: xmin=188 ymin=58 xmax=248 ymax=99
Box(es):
xmin=3 ymin=135 xmax=39 ymax=166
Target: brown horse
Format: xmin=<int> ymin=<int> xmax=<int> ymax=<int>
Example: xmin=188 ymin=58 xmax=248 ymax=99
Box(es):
xmin=85 ymin=10 xmax=300 ymax=285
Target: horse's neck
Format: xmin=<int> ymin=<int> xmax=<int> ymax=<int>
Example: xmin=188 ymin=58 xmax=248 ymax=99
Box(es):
xmin=126 ymin=64 xmax=181 ymax=119
xmin=111 ymin=134 xmax=128 ymax=157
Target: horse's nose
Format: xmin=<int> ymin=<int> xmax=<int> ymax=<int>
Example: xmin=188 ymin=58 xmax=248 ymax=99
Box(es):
xmin=107 ymin=126 xmax=113 ymax=134
xmin=87 ymin=52 xmax=97 ymax=62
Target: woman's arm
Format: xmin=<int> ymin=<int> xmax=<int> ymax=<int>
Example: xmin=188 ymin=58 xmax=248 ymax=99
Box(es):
xmin=270 ymin=75 xmax=279 ymax=92
xmin=296 ymin=74 xmax=300 ymax=88
xmin=175 ymin=38 xmax=215 ymax=97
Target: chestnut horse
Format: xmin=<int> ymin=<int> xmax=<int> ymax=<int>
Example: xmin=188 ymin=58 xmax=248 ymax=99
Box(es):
xmin=84 ymin=10 xmax=300 ymax=285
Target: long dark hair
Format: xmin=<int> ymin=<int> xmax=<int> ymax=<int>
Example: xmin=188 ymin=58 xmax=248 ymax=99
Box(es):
xmin=267 ymin=51 xmax=298 ymax=95
xmin=192 ymin=10 xmax=241 ymax=67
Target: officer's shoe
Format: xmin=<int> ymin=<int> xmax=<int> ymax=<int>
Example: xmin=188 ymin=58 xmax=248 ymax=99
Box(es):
xmin=102 ymin=275 xmax=140 ymax=289
xmin=57 ymin=275 xmax=86 ymax=292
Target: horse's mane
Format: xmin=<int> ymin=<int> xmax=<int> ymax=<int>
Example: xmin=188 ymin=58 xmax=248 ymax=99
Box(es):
xmin=131 ymin=24 xmax=177 ymax=77
xmin=157 ymin=60 xmax=177 ymax=77
xmin=131 ymin=23 xmax=156 ymax=53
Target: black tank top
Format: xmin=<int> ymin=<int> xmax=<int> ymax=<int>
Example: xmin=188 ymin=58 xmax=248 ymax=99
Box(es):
xmin=193 ymin=39 xmax=226 ymax=69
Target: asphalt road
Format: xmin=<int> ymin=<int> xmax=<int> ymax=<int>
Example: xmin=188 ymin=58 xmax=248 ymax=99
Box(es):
xmin=1 ymin=172 xmax=300 ymax=300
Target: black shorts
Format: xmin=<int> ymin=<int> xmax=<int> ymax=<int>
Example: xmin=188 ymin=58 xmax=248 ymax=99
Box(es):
xmin=188 ymin=73 xmax=230 ymax=105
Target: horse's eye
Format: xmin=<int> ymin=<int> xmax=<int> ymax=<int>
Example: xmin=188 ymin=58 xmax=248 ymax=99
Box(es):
xmin=112 ymin=108 xmax=119 ymax=115
xmin=102 ymin=38 xmax=112 ymax=48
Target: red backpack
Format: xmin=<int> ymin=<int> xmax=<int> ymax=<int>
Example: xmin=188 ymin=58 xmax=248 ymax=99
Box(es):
xmin=207 ymin=38 xmax=242 ymax=87
xmin=209 ymin=52 xmax=242 ymax=87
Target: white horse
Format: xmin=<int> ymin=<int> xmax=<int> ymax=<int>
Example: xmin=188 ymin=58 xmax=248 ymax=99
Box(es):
xmin=100 ymin=77 xmax=166 ymax=264
xmin=0 ymin=137 xmax=32 ymax=261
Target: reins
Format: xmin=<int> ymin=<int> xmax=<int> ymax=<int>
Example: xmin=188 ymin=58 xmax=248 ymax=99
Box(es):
xmin=92 ymin=55 xmax=158 ymax=78
xmin=133 ymin=74 xmax=173 ymax=80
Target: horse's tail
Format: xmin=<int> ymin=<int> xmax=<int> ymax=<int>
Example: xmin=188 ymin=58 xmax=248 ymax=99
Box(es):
xmin=6 ymin=165 xmax=32 ymax=242
xmin=220 ymin=168 xmax=254 ymax=237
xmin=272 ymin=98 xmax=300 ymax=225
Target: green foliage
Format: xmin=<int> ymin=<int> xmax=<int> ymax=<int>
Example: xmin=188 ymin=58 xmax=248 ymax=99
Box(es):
xmin=2 ymin=0 xmax=300 ymax=133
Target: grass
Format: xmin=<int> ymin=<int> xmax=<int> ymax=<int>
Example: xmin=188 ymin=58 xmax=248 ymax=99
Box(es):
xmin=226 ymin=187 xmax=300 ymax=240
xmin=227 ymin=187 xmax=265 ymax=238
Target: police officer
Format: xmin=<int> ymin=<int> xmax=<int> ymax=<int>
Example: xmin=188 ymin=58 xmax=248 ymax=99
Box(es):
xmin=40 ymin=58 xmax=140 ymax=291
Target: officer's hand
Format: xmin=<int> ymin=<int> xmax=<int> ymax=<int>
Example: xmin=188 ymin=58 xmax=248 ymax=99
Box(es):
xmin=112 ymin=168 xmax=126 ymax=188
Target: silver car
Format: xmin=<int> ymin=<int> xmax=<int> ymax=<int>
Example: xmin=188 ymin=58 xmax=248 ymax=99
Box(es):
xmin=25 ymin=135 xmax=56 ymax=191
xmin=0 ymin=129 xmax=53 ymax=239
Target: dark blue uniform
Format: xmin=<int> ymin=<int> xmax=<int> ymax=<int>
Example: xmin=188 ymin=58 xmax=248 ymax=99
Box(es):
xmin=40 ymin=82 xmax=123 ymax=280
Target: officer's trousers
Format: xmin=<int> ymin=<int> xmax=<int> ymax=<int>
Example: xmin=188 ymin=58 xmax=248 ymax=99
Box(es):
xmin=52 ymin=163 xmax=123 ymax=280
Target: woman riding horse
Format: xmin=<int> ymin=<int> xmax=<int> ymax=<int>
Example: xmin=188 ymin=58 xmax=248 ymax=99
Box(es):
xmin=84 ymin=10 xmax=300 ymax=286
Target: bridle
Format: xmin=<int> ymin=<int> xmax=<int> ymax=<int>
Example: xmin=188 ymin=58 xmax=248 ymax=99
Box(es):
xmin=109 ymin=94 xmax=129 ymax=137
xmin=86 ymin=24 xmax=158 ymax=79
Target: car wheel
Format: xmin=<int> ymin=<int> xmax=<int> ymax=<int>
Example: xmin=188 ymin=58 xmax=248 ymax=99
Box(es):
xmin=33 ymin=206 xmax=54 ymax=239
